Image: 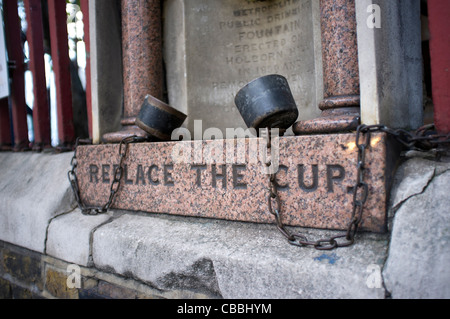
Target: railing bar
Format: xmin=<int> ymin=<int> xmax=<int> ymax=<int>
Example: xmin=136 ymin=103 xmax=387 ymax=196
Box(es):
xmin=3 ymin=0 xmax=30 ymax=151
xmin=80 ymin=0 xmax=93 ymax=139
xmin=0 ymin=98 xmax=12 ymax=150
xmin=47 ymin=0 xmax=75 ymax=147
xmin=24 ymin=0 xmax=51 ymax=150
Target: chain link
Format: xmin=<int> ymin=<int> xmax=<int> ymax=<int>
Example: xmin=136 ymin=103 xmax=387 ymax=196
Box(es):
xmin=68 ymin=135 xmax=147 ymax=216
xmin=267 ymin=124 xmax=450 ymax=250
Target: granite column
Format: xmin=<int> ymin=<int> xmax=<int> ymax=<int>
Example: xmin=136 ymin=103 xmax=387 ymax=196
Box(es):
xmin=294 ymin=0 xmax=360 ymax=134
xmin=103 ymin=0 xmax=164 ymax=142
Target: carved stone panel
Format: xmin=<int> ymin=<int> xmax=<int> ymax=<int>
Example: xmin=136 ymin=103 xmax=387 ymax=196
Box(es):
xmin=163 ymin=0 xmax=323 ymax=137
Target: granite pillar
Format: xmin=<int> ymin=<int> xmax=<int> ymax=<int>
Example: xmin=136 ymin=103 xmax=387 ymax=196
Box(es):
xmin=293 ymin=0 xmax=360 ymax=134
xmin=103 ymin=0 xmax=164 ymax=143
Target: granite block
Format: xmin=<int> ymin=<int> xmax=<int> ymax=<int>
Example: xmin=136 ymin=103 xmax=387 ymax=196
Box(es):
xmin=75 ymin=133 xmax=394 ymax=232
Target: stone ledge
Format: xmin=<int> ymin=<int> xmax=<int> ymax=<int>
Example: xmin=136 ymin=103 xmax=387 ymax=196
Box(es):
xmin=0 ymin=152 xmax=75 ymax=253
xmin=1 ymin=151 xmax=449 ymax=298
xmin=43 ymin=207 xmax=389 ymax=299
xmin=92 ymin=213 xmax=388 ymax=299
xmin=46 ymin=211 xmax=113 ymax=267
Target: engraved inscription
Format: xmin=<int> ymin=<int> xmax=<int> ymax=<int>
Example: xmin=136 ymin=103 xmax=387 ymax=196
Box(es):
xmin=87 ymin=163 xmax=346 ymax=193
xmin=76 ymin=134 xmax=389 ymax=232
xmin=213 ymin=0 xmax=312 ymax=91
xmin=178 ymin=0 xmax=319 ymax=133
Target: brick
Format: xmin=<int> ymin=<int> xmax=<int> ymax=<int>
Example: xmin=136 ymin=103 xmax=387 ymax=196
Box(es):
xmin=0 ymin=277 xmax=12 ymax=299
xmin=1 ymin=248 xmax=42 ymax=289
xmin=45 ymin=268 xmax=79 ymax=299
xmin=10 ymin=284 xmax=34 ymax=299
xmin=0 ymin=277 xmax=41 ymax=299
xmin=99 ymin=281 xmax=155 ymax=299
xmin=79 ymin=281 xmax=160 ymax=299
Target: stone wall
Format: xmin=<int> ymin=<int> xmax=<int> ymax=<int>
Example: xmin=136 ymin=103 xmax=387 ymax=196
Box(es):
xmin=0 ymin=150 xmax=449 ymax=299
xmin=0 ymin=240 xmax=208 ymax=299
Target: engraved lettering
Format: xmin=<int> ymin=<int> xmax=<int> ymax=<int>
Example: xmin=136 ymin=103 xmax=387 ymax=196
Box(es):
xmin=211 ymin=164 xmax=227 ymax=189
xmin=275 ymin=164 xmax=289 ymax=190
xmin=88 ymin=162 xmax=349 ymax=194
xmin=89 ymin=165 xmax=99 ymax=183
xmin=124 ymin=165 xmax=134 ymax=185
xmin=326 ymin=165 xmax=345 ymax=193
xmin=237 ymin=20 xmax=301 ymax=41
xmin=136 ymin=164 xmax=146 ymax=185
xmin=148 ymin=165 xmax=160 ymax=186
xmin=232 ymin=164 xmax=247 ymax=189
xmin=298 ymin=164 xmax=318 ymax=192
xmin=164 ymin=164 xmax=175 ymax=187
xmin=102 ymin=165 xmax=110 ymax=184
xmin=191 ymin=165 xmax=207 ymax=187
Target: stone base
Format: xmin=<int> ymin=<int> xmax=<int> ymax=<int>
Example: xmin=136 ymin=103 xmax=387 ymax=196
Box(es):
xmin=102 ymin=123 xmax=148 ymax=144
xmin=293 ymin=114 xmax=361 ymax=135
xmin=76 ymin=133 xmax=400 ymax=232
xmin=293 ymin=105 xmax=361 ymax=135
xmin=1 ymin=151 xmax=449 ymax=299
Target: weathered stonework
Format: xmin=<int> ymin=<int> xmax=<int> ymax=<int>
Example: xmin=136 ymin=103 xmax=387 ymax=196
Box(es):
xmin=1 ymin=152 xmax=449 ymax=299
xmin=163 ymin=0 xmax=323 ymax=136
xmin=76 ymin=133 xmax=395 ymax=232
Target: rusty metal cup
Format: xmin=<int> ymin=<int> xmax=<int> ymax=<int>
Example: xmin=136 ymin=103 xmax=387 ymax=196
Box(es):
xmin=234 ymin=74 xmax=298 ymax=131
xmin=136 ymin=95 xmax=187 ymax=141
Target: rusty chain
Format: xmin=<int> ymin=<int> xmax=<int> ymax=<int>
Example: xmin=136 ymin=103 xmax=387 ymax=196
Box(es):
xmin=68 ymin=135 xmax=147 ymax=216
xmin=266 ymin=124 xmax=450 ymax=250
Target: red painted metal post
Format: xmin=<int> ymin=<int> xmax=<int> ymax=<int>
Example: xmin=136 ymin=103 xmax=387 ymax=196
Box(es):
xmin=428 ymin=0 xmax=450 ymax=134
xmin=24 ymin=0 xmax=51 ymax=150
xmin=80 ymin=0 xmax=92 ymax=139
xmin=3 ymin=0 xmax=30 ymax=150
xmin=0 ymin=98 xmax=12 ymax=150
xmin=47 ymin=0 xmax=75 ymax=146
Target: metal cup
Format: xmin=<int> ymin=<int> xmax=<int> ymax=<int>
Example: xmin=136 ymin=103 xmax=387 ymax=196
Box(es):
xmin=234 ymin=74 xmax=298 ymax=131
xmin=136 ymin=95 xmax=187 ymax=141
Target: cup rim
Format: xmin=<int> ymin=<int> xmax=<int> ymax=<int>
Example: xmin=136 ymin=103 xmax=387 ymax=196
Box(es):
xmin=144 ymin=94 xmax=187 ymax=120
xmin=235 ymin=74 xmax=288 ymax=101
